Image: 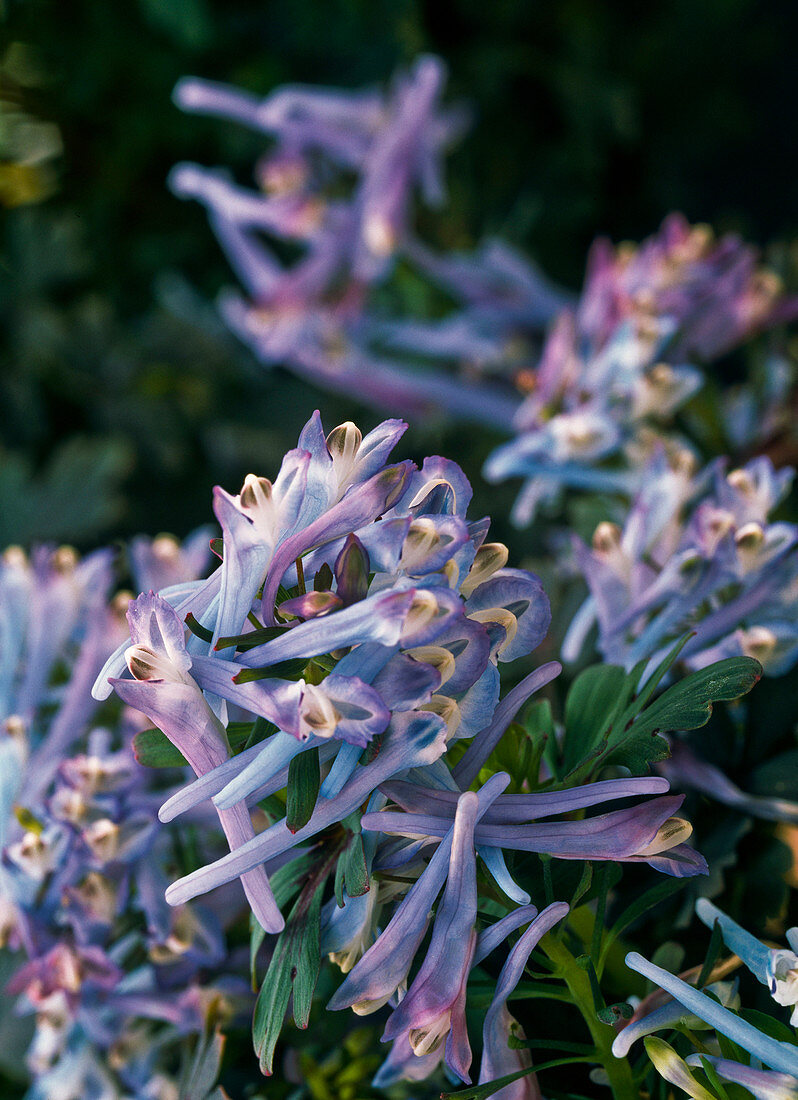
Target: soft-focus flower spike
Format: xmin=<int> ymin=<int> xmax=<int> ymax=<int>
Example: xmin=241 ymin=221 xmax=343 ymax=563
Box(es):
xmin=663 ymin=741 xmax=798 ymax=824
xmin=165 ymin=711 xmax=449 ymax=907
xmin=566 ymin=453 xmax=798 ymax=676
xmin=484 ymin=215 xmax=797 ymax=522
xmin=128 ymin=528 xmax=214 ymax=595
xmin=621 ymin=951 xmax=798 ymax=1074
xmin=479 ymin=902 xmax=570 ymax=1099
xmin=684 ymin=1055 xmax=798 ymax=1100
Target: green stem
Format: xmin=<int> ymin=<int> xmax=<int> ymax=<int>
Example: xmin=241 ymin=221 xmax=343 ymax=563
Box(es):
xmin=539 ymin=932 xmax=638 ymax=1100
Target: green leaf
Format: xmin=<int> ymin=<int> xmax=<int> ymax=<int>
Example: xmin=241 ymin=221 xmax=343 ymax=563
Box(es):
xmin=440 ymin=1057 xmax=598 ymax=1098
xmin=250 ymin=911 xmax=268 ymax=989
xmin=291 ymin=886 xmax=323 ymax=1029
xmin=343 ymin=832 xmax=370 ymax=897
xmin=562 ymin=664 xmax=628 ymax=774
xmin=562 ymin=651 xmax=762 ymax=783
xmin=626 ymin=657 xmax=762 ymax=746
xmin=286 ymin=747 xmax=320 ymax=833
xmin=524 ymin=698 xmax=554 ymax=786
xmin=252 ymin=856 xmax=333 ymax=1073
xmin=178 ymin=1026 xmax=225 ymax=1100
xmin=133 ymin=720 xmax=270 ymax=767
xmin=132 ymin=727 xmax=188 ymax=767
xmin=252 ymin=927 xmax=296 ymax=1075
xmin=697 ymin=1056 xmax=731 ymax=1100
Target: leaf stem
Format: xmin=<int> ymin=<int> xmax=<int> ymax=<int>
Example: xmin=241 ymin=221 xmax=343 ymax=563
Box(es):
xmin=539 ymin=932 xmax=638 ymax=1100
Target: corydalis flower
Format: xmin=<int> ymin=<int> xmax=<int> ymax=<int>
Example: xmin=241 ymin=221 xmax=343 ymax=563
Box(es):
xmin=111 ymin=593 xmax=288 ymax=932
xmin=170 ymin=60 xmax=563 ymax=427
xmin=484 ymin=215 xmax=797 ymax=524
xmin=563 ymin=454 xmax=798 ymax=676
xmin=613 ymin=901 xmax=798 ymax=1085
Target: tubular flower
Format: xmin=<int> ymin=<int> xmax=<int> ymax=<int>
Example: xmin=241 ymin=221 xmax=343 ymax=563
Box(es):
xmin=170 ymin=60 xmax=565 ymax=427
xmin=485 ymin=214 xmax=797 ymax=523
xmin=613 ymin=902 xmax=798 ymax=1086
xmin=0 ymin=539 xmax=247 ymax=1098
xmin=563 ymin=454 xmax=798 ymax=677
xmin=99 ymin=413 xmax=556 ymax=923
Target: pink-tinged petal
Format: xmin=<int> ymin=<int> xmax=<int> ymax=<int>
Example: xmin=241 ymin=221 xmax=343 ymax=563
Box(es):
xmin=126 ymin=592 xmax=192 ymax=677
xmin=479 ymin=903 xmax=569 ymax=1098
xmin=327 ymin=774 xmax=508 ymax=1015
xmin=189 ymin=654 xmax=304 ymax=736
xmin=211 ymin=486 xmax=273 ymax=646
xmin=379 ymin=776 xmax=670 ymax=824
xmin=260 ymin=462 xmax=413 ymax=622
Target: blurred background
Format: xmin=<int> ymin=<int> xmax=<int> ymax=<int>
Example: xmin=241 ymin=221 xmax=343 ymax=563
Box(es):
xmin=3 ymin=0 xmax=798 ymax=551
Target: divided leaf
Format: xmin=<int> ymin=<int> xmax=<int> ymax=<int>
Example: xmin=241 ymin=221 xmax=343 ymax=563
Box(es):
xmin=561 ymin=645 xmax=761 ymax=783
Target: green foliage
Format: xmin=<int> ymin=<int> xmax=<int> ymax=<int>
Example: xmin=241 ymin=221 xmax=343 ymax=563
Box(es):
xmin=252 ymin=872 xmax=326 ymax=1075
xmin=0 ymin=438 xmax=131 ymax=545
xmin=558 ymin=643 xmax=762 ymax=783
xmin=133 ymin=719 xmax=267 ymax=767
xmin=286 ymin=747 xmax=321 ymax=833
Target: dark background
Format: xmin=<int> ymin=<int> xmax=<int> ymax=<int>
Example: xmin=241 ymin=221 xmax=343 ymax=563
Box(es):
xmin=3 ymin=0 xmax=798 ymax=549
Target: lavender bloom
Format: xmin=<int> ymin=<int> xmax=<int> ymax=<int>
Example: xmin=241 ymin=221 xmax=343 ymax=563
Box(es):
xmin=477 ymin=902 xmax=570 ymax=1099
xmin=563 ymin=454 xmax=798 ymax=676
xmin=170 ymin=61 xmax=565 ymax=427
xmin=662 ymin=741 xmax=798 ymax=825
xmin=128 ymin=527 xmax=214 ymax=594
xmin=0 ymin=542 xmax=248 ymax=1097
xmin=101 ymin=414 xmax=555 ymax=928
xmin=110 ymin=592 xmax=287 ymax=933
xmin=362 ymin=783 xmax=706 ymax=881
xmin=485 ymin=215 xmax=798 ymax=524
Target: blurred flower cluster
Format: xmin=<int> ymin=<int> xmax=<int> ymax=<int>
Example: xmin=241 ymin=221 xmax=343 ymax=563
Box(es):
xmin=0 ymin=537 xmax=246 ymax=1099
xmin=563 ymin=454 xmax=798 ymax=677
xmin=170 ymin=57 xmax=567 ymax=427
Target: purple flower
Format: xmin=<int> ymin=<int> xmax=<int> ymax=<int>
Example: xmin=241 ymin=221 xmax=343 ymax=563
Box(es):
xmin=110 ymin=592 xmax=285 ymax=932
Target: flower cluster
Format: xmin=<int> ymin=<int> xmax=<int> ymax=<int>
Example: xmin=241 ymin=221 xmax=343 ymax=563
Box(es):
xmin=0 ymin=539 xmax=245 ymax=1099
xmin=169 ymin=59 xmax=566 ymax=427
xmin=613 ymin=899 xmax=798 ymax=1096
xmin=486 ymin=214 xmax=798 ymax=523
xmin=169 ymin=59 xmax=797 ymax=534
xmin=563 ymin=454 xmax=798 ymax=677
xmin=97 ymin=411 xmax=711 ymax=1088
